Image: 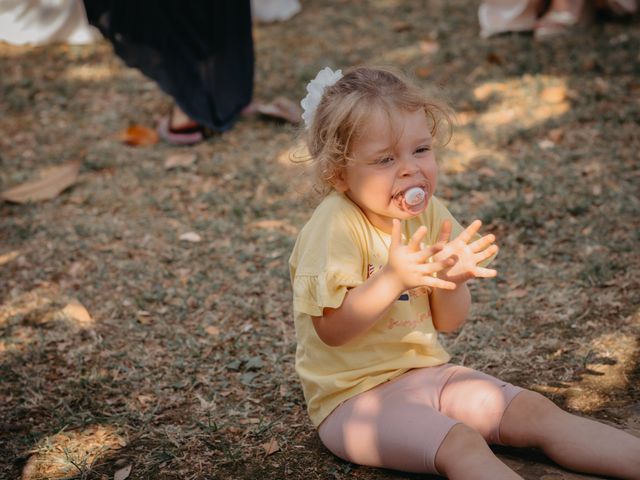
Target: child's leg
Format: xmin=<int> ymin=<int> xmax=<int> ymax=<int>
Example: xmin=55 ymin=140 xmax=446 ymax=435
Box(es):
xmin=318 ymin=366 xmax=522 ymax=478
xmin=499 ymin=390 xmax=640 ymax=479
xmin=434 ymin=424 xmax=522 ymax=479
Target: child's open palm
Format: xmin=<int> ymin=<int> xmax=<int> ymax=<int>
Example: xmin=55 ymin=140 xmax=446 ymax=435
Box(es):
xmin=387 ymin=219 xmax=456 ymax=291
xmin=433 ymin=219 xmax=498 ymax=285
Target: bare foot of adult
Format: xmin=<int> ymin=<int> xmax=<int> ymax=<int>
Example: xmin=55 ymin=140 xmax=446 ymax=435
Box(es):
xmin=535 ymin=0 xmax=592 ymax=39
xmin=157 ymin=104 xmax=204 ymax=145
xmin=170 ymin=105 xmax=200 ymax=132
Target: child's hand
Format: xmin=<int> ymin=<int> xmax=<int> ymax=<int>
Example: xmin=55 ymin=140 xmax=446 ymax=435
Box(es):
xmin=433 ymin=219 xmax=498 ymax=285
xmin=385 ymin=219 xmax=457 ymax=291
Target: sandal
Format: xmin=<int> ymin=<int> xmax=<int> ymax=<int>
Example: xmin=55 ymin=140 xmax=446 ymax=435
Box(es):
xmin=157 ymin=106 xmax=207 ymax=146
xmin=534 ymin=0 xmax=594 ymax=39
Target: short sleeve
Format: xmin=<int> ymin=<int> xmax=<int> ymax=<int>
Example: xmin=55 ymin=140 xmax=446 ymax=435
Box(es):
xmin=289 ymin=193 xmax=369 ymax=318
xmin=293 ymin=270 xmax=363 ymax=317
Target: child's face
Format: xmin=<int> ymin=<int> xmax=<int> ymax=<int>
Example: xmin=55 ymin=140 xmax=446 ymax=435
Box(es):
xmin=334 ymin=107 xmax=438 ymax=234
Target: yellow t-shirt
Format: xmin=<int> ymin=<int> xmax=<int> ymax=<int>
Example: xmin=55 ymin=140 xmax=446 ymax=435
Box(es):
xmin=289 ymin=191 xmax=469 ymax=428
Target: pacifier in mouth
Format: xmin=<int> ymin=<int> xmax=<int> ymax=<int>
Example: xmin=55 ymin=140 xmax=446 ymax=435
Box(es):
xmin=404 ymin=187 xmax=425 ymax=206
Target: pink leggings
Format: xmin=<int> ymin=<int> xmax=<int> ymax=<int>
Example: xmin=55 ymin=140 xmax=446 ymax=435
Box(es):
xmin=318 ymin=364 xmax=523 ymax=474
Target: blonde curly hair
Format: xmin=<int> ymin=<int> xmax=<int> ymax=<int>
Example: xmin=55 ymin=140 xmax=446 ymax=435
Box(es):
xmin=301 ymin=66 xmax=454 ymax=197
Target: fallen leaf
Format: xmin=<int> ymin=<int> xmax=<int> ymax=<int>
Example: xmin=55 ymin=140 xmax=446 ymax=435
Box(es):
xmin=239 ymin=418 xmax=260 ymax=425
xmin=119 ymin=125 xmax=159 ymax=147
xmin=486 ymin=51 xmax=503 ymax=65
xmin=1 ymin=160 xmax=81 ymax=203
xmin=262 ymin=438 xmax=280 ymax=456
xmin=205 ymin=325 xmax=220 ymax=336
xmin=477 ymin=167 xmax=496 ymax=177
xmin=114 ymin=464 xmax=132 ymax=480
xmin=507 ymin=289 xmax=528 ymax=299
xmin=415 ymin=66 xmax=433 ymax=78
xmin=136 ymin=310 xmax=152 ymax=324
xmin=164 ymin=153 xmax=197 ymax=170
xmin=179 ymin=232 xmax=202 ymax=243
xmin=392 ymin=21 xmax=412 ymax=32
xmin=548 ymin=128 xmax=564 ymax=144
xmin=61 ymin=300 xmax=93 ymax=327
xmin=137 ymin=394 xmax=154 ymax=407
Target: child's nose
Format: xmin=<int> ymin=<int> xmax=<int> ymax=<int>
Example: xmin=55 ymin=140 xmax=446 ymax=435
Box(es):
xmin=398 ymin=157 xmax=419 ymax=176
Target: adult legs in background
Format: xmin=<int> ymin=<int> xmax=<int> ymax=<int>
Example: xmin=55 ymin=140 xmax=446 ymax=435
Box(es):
xmin=535 ymin=0 xmax=592 ymax=39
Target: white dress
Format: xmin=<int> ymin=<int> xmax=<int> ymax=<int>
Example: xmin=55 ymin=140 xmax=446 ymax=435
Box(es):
xmin=478 ymin=0 xmax=540 ymax=38
xmin=251 ymin=0 xmax=301 ymax=23
xmin=0 ymin=0 xmax=100 ymax=45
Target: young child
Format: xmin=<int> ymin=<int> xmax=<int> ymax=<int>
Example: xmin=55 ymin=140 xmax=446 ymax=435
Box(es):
xmin=289 ymin=66 xmax=640 ymax=479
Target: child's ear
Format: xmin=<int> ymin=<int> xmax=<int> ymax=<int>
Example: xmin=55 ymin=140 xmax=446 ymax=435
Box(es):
xmin=331 ymin=169 xmax=349 ymax=192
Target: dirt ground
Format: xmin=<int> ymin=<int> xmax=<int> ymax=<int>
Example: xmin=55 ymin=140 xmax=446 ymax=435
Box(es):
xmin=1 ymin=1 xmax=639 ymax=479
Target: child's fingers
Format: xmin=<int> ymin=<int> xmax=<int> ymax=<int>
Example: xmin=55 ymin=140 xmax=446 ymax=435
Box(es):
xmin=436 ymin=219 xmax=452 ymax=244
xmin=473 ymin=266 xmax=498 ymax=278
xmin=407 ymin=226 xmax=428 ymax=251
xmin=470 ymin=233 xmax=496 ymax=253
xmin=475 ymin=244 xmax=499 ymax=263
xmin=456 ymin=219 xmax=482 ymax=244
xmin=412 ymin=242 xmax=445 ymax=263
xmin=423 ymin=276 xmax=457 ymax=290
xmin=415 ymin=257 xmax=454 ymax=275
xmin=389 ymin=219 xmax=402 ymax=249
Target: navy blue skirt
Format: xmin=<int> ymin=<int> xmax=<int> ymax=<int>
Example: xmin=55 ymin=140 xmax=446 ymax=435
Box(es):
xmin=84 ymin=1 xmax=254 ymax=132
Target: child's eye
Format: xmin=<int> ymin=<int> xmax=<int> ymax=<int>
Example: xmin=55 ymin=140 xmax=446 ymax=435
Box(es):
xmin=416 ymin=145 xmax=432 ymax=154
xmin=373 ymin=156 xmax=394 ymax=166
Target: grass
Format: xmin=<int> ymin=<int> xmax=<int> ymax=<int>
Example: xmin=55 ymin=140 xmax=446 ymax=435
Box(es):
xmin=1 ymin=1 xmax=639 ymax=478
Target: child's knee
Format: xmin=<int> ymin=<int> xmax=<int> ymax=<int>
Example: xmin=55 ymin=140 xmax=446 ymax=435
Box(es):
xmin=515 ymin=390 xmax=561 ymax=419
xmin=500 ymin=390 xmax=563 ymax=446
xmin=435 ymin=424 xmax=490 ymax=473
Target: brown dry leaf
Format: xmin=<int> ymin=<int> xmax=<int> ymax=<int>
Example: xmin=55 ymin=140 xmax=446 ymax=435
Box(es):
xmin=164 ymin=153 xmax=197 ymax=170
xmin=21 ymin=425 xmax=126 ymax=480
xmin=415 ymin=66 xmax=433 ymax=78
xmin=392 ymin=21 xmax=412 ymax=32
xmin=507 ymin=289 xmax=528 ymax=299
xmin=114 ymin=465 xmax=132 ymax=480
xmin=262 ymin=437 xmax=280 ymax=456
xmin=205 ymin=325 xmax=220 ymax=336
xmin=548 ymin=128 xmax=565 ymax=144
xmin=136 ymin=310 xmax=152 ymax=325
xmin=1 ymin=160 xmax=81 ymax=204
xmin=119 ymin=125 xmax=159 ymax=147
xmin=60 ymin=300 xmax=93 ymax=328
xmin=137 ymin=394 xmax=154 ymax=408
xmin=239 ymin=418 xmax=260 ymax=425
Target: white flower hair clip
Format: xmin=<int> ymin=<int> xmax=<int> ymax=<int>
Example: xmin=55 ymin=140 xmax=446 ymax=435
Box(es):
xmin=300 ymin=67 xmax=343 ymax=129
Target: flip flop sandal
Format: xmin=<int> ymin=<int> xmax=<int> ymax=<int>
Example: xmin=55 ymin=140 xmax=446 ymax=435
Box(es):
xmin=156 ymin=111 xmax=206 ymax=146
xmin=534 ymin=1 xmax=594 ymax=39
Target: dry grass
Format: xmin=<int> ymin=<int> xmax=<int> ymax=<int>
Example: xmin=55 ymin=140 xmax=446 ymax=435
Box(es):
xmin=1 ymin=1 xmax=639 ymax=478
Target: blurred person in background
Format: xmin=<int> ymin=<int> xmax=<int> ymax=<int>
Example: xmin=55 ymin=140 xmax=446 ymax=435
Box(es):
xmin=84 ymin=0 xmax=301 ymax=145
xmin=479 ymin=0 xmax=637 ymax=39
